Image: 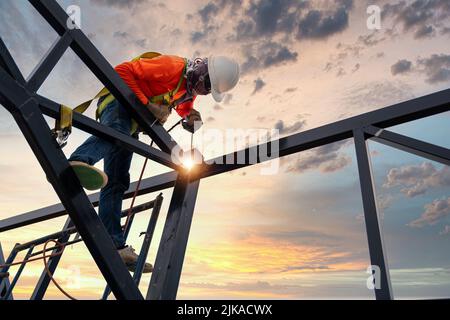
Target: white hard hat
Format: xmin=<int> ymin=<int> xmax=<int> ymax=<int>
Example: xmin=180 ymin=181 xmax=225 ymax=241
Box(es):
xmin=208 ymin=55 xmax=240 ymax=102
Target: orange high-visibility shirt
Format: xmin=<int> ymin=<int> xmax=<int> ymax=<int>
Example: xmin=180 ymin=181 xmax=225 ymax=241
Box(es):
xmin=114 ymin=55 xmax=195 ymax=118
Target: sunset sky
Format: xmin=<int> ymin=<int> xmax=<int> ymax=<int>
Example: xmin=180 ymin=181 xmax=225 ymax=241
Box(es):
xmin=0 ymin=0 xmax=449 ymax=300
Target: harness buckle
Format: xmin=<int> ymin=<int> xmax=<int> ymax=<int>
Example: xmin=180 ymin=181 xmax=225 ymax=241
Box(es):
xmin=52 ymin=127 xmax=71 ymax=149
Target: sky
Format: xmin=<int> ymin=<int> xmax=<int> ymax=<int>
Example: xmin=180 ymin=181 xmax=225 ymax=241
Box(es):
xmin=0 ymin=0 xmax=449 ymax=300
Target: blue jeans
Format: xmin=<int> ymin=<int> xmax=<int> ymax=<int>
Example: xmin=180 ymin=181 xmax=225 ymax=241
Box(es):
xmin=68 ymin=99 xmax=134 ymax=248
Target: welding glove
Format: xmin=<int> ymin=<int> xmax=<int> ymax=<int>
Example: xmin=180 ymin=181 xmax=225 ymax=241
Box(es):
xmin=182 ymin=109 xmax=203 ymax=133
xmin=186 ymin=109 xmax=203 ymax=127
xmin=146 ymin=102 xmax=170 ymax=125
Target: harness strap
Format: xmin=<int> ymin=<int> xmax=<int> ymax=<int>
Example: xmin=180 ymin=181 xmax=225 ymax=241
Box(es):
xmin=52 ymin=104 xmax=73 ymax=148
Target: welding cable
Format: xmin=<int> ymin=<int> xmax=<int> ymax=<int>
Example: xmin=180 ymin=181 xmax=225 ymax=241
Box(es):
xmin=122 ymin=119 xmax=182 ymax=232
xmin=41 ymin=239 xmax=77 ymax=300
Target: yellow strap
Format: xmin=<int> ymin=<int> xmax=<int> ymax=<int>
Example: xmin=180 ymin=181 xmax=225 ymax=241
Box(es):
xmin=132 ymin=51 xmax=161 ymax=61
xmin=72 ymin=86 xmax=110 ymax=115
xmin=96 ymin=93 xmax=116 ymax=119
xmin=55 ymin=104 xmax=73 ymax=133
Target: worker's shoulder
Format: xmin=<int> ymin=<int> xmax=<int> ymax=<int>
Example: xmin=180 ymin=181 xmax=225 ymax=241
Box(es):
xmin=136 ymin=54 xmax=185 ymax=79
xmin=153 ymin=54 xmax=185 ymax=63
xmin=142 ymin=55 xmax=186 ymax=72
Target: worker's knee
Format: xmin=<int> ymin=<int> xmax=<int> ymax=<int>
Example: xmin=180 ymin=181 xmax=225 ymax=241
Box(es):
xmin=107 ymin=173 xmax=130 ymax=191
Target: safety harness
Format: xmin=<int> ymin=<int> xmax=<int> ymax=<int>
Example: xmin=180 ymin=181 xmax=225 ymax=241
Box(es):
xmin=52 ymin=52 xmax=188 ymax=146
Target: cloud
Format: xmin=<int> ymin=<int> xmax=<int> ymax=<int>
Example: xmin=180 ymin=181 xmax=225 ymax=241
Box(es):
xmin=0 ymin=1 xmax=56 ymax=76
xmin=184 ymin=280 xmax=303 ymax=292
xmin=283 ymin=265 xmax=330 ymax=272
xmin=112 ymin=30 xmax=148 ymax=48
xmin=409 ymin=197 xmax=450 ymax=227
xmin=190 ymin=0 xmax=242 ymax=45
xmin=382 ymin=0 xmax=450 ymax=38
xmin=337 ymin=67 xmax=346 ymax=77
xmin=113 ymin=30 xmax=129 ymax=39
xmin=341 ymin=81 xmax=414 ymax=113
xmin=439 ymin=225 xmax=450 ymax=236
xmin=389 ymin=54 xmax=450 ymax=84
xmin=284 ymin=87 xmax=298 ymax=93
xmin=297 ymin=0 xmax=353 ymax=40
xmin=233 ymin=0 xmax=307 ymax=40
xmin=357 ymin=33 xmax=387 ymax=47
xmin=384 ymin=162 xmax=450 ymax=198
xmin=324 ymin=33 xmax=387 ymax=76
xmin=184 ymin=224 xmax=367 ymax=278
xmin=241 ymin=41 xmax=298 ymax=75
xmin=285 ymin=140 xmax=351 ymax=174
xmin=274 ymin=120 xmax=306 ymax=135
xmin=261 ymin=228 xmax=341 ymax=247
xmin=251 ymin=77 xmax=266 ymax=95
xmin=417 ymin=54 xmax=450 ymax=84
xmin=190 ymin=31 xmax=207 ymax=42
xmin=223 ymin=94 xmax=233 ymax=105
xmin=90 ymin=0 xmax=148 ymax=9
xmin=414 ymin=24 xmax=435 ymax=38
xmin=198 ymin=2 xmax=220 ymax=24
xmin=230 ymin=0 xmax=352 ymax=41
xmin=391 ymin=59 xmax=413 ymax=75
xmin=264 ymin=46 xmax=298 ymax=68
xmin=191 ymin=0 xmax=354 ymax=74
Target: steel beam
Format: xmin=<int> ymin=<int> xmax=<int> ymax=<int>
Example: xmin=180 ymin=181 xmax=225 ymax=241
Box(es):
xmin=353 ymin=129 xmax=393 ymax=300
xmin=0 ymin=69 xmax=142 ymax=299
xmin=195 ymin=89 xmax=450 ymax=178
xmin=2 ymin=246 xmax=34 ymax=300
xmin=147 ymin=173 xmax=200 ymax=300
xmin=0 ymin=171 xmax=177 ymax=232
xmin=134 ymin=193 xmax=163 ymax=286
xmin=15 ymin=226 xmax=76 ymax=253
xmin=31 ymin=217 xmax=72 ymax=300
xmin=28 ymin=202 xmax=156 ymax=258
xmin=31 ymin=198 xmax=158 ymax=300
xmin=29 ymin=0 xmax=179 ymax=154
xmin=4 ymin=86 xmax=450 ymax=233
xmin=0 ymin=37 xmax=25 ymax=85
xmin=0 ymin=244 xmax=18 ymax=300
xmin=36 ymin=95 xmax=180 ymax=170
xmin=0 ymin=242 xmax=13 ymax=300
xmin=27 ymin=32 xmax=72 ymax=92
xmin=364 ymin=126 xmax=450 ymax=166
xmin=101 ymin=197 xmax=160 ymax=300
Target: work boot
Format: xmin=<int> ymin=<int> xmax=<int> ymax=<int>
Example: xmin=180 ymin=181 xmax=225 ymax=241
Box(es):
xmin=118 ymin=245 xmax=153 ymax=273
xmin=69 ymin=161 xmax=108 ymax=191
